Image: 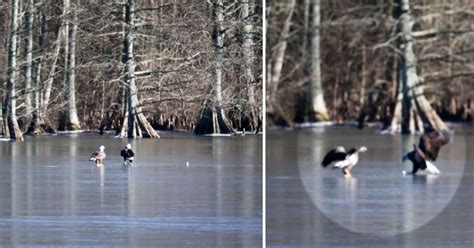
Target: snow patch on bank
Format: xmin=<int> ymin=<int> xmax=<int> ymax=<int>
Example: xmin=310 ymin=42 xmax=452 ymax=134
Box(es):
xmin=202 ymin=133 xmax=234 ymax=137
xmin=293 ymin=121 xmax=337 ymax=128
xmin=57 ymin=130 xmax=85 ymax=135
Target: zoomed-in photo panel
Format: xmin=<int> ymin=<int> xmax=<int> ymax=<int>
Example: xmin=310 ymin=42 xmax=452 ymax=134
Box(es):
xmin=266 ymin=0 xmax=473 ymax=247
xmin=1 ymin=0 xmax=263 ymax=247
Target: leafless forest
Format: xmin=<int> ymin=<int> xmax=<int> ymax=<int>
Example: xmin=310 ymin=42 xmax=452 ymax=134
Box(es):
xmin=267 ymin=0 xmax=473 ymax=133
xmin=1 ymin=0 xmax=262 ymax=140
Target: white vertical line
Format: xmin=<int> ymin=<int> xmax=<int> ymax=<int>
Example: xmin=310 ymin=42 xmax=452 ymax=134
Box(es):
xmin=262 ymin=0 xmax=267 ymax=246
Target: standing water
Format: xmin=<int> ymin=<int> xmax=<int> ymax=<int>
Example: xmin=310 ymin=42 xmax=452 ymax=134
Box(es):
xmin=267 ymin=126 xmax=474 ymax=247
xmin=0 ymin=133 xmax=262 ymax=247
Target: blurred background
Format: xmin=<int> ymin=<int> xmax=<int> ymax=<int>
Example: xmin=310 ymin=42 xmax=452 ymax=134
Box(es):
xmin=266 ymin=0 xmax=474 ymax=132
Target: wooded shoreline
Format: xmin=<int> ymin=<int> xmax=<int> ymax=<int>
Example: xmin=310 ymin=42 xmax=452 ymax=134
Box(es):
xmin=266 ymin=0 xmax=473 ymax=133
xmin=1 ymin=1 xmax=263 ymax=140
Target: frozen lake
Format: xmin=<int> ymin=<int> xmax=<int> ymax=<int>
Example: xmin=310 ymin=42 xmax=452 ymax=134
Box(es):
xmin=267 ymin=126 xmax=474 ymax=247
xmin=0 ymin=133 xmax=262 ymax=247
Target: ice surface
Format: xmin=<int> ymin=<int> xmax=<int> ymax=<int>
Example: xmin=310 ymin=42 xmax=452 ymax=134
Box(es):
xmin=0 ymin=133 xmax=262 ymax=247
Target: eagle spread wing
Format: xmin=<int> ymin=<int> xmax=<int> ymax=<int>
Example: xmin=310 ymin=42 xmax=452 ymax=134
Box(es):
xmin=419 ymin=130 xmax=452 ymax=161
xmin=321 ymin=147 xmax=347 ymax=167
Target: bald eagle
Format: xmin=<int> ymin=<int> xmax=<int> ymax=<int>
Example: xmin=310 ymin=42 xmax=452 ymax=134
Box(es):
xmin=321 ymin=146 xmax=368 ymax=178
xmin=90 ymin=145 xmax=107 ymax=167
xmin=402 ymin=130 xmax=453 ymax=175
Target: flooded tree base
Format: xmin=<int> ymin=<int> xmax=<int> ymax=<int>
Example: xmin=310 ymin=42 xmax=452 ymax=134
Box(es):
xmin=195 ymin=105 xmax=235 ymax=135
xmin=25 ymin=121 xmax=57 ymax=135
xmin=118 ymin=112 xmax=160 ymax=138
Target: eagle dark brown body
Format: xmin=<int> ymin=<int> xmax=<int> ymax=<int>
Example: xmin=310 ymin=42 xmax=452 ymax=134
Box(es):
xmin=403 ymin=130 xmax=453 ymax=175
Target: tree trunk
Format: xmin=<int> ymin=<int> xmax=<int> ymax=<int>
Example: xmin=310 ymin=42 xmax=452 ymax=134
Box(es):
xmin=23 ymin=0 xmax=34 ymax=120
xmin=388 ymin=82 xmax=403 ymax=133
xmin=393 ymin=0 xmax=449 ymax=134
xmin=359 ymin=46 xmax=367 ymax=107
xmin=26 ymin=4 xmax=56 ymax=135
xmin=266 ymin=0 xmax=296 ymax=125
xmin=65 ymin=5 xmax=81 ymax=130
xmin=302 ymin=0 xmax=310 ymax=56
xmin=3 ymin=0 xmax=23 ymax=141
xmin=42 ymin=30 xmax=62 ymax=123
xmin=390 ymin=0 xmax=449 ymax=134
xmin=240 ymin=0 xmax=258 ymax=130
xmin=265 ymin=1 xmax=273 ymax=123
xmin=62 ymin=0 xmax=70 ymax=88
xmin=119 ymin=0 xmax=159 ymax=138
xmin=269 ymin=0 xmax=295 ymax=103
xmin=32 ymin=5 xmax=45 ymax=131
xmin=306 ymin=0 xmax=329 ymax=121
xmin=195 ymin=0 xmax=235 ymax=135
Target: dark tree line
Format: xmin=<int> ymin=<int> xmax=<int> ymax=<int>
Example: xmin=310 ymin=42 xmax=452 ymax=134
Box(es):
xmin=1 ymin=0 xmax=262 ymax=140
xmin=267 ymin=0 xmax=473 ymax=134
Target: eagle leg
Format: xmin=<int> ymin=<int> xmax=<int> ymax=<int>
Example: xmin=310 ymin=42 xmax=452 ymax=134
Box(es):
xmin=96 ymin=159 xmax=103 ymax=167
xmin=342 ymin=168 xmax=352 ymax=178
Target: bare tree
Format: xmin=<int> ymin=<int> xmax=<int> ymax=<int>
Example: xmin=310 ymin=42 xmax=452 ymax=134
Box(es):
xmin=23 ymin=0 xmax=34 ymax=120
xmin=64 ymin=4 xmax=81 ymax=130
xmin=119 ymin=0 xmax=159 ymax=138
xmin=392 ymin=0 xmax=449 ymax=134
xmin=267 ymin=0 xmax=296 ymax=122
xmin=266 ymin=0 xmax=472 ymax=129
xmin=26 ymin=2 xmax=57 ymax=134
xmin=3 ymin=0 xmax=24 ymax=140
xmin=40 ymin=29 xmax=62 ymax=131
xmin=27 ymin=2 xmax=46 ymax=134
xmin=195 ymin=0 xmax=235 ymax=135
xmin=240 ymin=0 xmax=259 ymax=130
xmin=1 ymin=1 xmax=262 ymax=134
xmin=306 ymin=0 xmax=329 ymax=121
